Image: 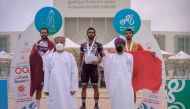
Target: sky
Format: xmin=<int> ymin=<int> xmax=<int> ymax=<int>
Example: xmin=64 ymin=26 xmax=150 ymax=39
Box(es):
xmin=0 ymin=0 xmax=53 ymax=32
xmin=0 ymin=0 xmax=190 ymax=32
xmin=131 ymin=0 xmax=190 ymax=32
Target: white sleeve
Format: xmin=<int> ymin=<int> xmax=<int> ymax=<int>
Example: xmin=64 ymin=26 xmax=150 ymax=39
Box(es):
xmin=101 ymin=52 xmax=113 ymax=90
xmin=43 ymin=54 xmax=51 ymax=92
xmin=128 ymin=54 xmax=134 ymax=76
xmin=70 ymin=54 xmax=78 ymax=92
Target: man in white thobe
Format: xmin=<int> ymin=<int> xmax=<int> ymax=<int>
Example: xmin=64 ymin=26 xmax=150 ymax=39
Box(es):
xmin=43 ymin=36 xmax=78 ymax=109
xmin=102 ymin=37 xmax=135 ymax=109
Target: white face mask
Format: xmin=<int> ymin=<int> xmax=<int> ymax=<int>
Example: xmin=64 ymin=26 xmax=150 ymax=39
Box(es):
xmin=55 ymin=43 xmax=64 ymax=51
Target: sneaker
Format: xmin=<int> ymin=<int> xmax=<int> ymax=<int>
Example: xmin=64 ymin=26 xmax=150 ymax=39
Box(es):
xmin=80 ymin=105 xmax=86 ymax=109
xmin=94 ymin=105 xmax=99 ymax=109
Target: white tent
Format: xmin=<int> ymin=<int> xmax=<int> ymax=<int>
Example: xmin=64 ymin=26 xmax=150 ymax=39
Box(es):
xmin=103 ymin=37 xmax=126 ymax=48
xmin=161 ymin=50 xmax=173 ymax=55
xmin=161 ymin=50 xmax=174 ymax=60
xmin=65 ymin=37 xmax=80 ymax=48
xmin=0 ymin=51 xmax=12 ymax=60
xmin=169 ymin=51 xmax=190 ymax=60
xmin=0 ymin=51 xmax=13 ymax=64
xmin=166 ymin=51 xmax=190 ymax=79
xmin=103 ymin=38 xmax=116 ymax=48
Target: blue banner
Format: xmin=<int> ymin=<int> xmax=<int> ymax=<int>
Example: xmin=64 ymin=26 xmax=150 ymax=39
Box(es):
xmin=0 ymin=80 xmax=8 ymax=109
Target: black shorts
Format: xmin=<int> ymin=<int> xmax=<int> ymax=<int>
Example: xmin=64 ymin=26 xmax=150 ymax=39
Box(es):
xmin=81 ymin=64 xmax=99 ymax=84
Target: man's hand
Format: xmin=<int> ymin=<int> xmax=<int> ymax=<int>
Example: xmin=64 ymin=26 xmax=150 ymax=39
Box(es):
xmin=151 ymin=52 xmax=156 ymax=56
xmin=44 ymin=92 xmax=49 ymax=96
xmin=70 ymin=91 xmax=76 ymax=95
xmin=33 ymin=42 xmax=38 ymax=51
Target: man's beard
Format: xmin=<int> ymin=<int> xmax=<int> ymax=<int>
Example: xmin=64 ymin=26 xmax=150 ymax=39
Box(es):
xmin=126 ymin=37 xmax=131 ymax=41
xmin=41 ymin=35 xmax=48 ymax=39
xmin=88 ymin=37 xmax=94 ymax=40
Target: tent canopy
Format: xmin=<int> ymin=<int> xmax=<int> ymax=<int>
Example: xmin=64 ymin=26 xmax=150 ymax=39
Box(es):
xmin=161 ymin=50 xmax=173 ymax=55
xmin=169 ymin=51 xmax=190 ymax=60
xmin=65 ymin=37 xmax=80 ymax=48
xmin=0 ymin=51 xmax=12 ymax=60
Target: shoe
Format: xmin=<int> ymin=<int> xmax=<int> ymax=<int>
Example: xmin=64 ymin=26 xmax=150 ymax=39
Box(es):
xmin=94 ymin=105 xmax=99 ymax=109
xmin=80 ymin=105 xmax=86 ymax=109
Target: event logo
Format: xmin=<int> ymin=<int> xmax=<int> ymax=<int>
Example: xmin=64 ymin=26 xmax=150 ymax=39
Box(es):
xmin=14 ymin=66 xmax=30 ymax=84
xmin=138 ymin=103 xmax=154 ymax=109
xmin=167 ymin=80 xmax=185 ymax=103
xmin=166 ymin=80 xmax=190 ymax=109
xmin=15 ymin=66 xmax=30 ymax=74
xmin=22 ymin=102 xmax=36 ymax=109
xmin=113 ymin=8 xmax=141 ymax=36
xmin=17 ymin=85 xmax=25 ymax=93
xmin=35 ymin=7 xmax=62 ymax=35
xmin=120 ymin=14 xmax=135 ymax=26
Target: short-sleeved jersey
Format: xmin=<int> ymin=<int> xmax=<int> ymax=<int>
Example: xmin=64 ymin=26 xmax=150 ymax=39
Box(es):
xmin=37 ymin=40 xmax=48 ymax=56
xmin=80 ymin=41 xmax=103 ymax=64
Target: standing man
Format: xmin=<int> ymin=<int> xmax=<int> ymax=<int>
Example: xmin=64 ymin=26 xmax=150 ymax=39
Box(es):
xmin=102 ymin=38 xmax=135 ymax=109
xmin=43 ymin=36 xmax=78 ymax=109
xmin=79 ymin=27 xmax=103 ymax=109
xmin=29 ymin=28 xmax=54 ymax=109
xmin=125 ymin=28 xmax=143 ymax=103
xmin=125 ymin=28 xmax=144 ymax=52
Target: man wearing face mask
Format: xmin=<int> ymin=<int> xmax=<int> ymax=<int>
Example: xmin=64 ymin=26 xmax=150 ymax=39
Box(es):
xmin=29 ymin=28 xmax=54 ymax=109
xmin=79 ymin=27 xmax=103 ymax=109
xmin=101 ymin=37 xmax=135 ymax=109
xmin=43 ymin=36 xmax=78 ymax=109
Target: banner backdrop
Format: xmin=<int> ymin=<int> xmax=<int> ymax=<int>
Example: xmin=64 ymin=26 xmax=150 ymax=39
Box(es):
xmin=135 ymin=25 xmax=166 ymax=109
xmin=10 ymin=23 xmax=39 ymax=109
xmin=10 ymin=7 xmax=62 ymax=109
xmin=113 ymin=8 xmax=166 ymax=109
xmin=166 ymin=79 xmax=190 ymax=109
